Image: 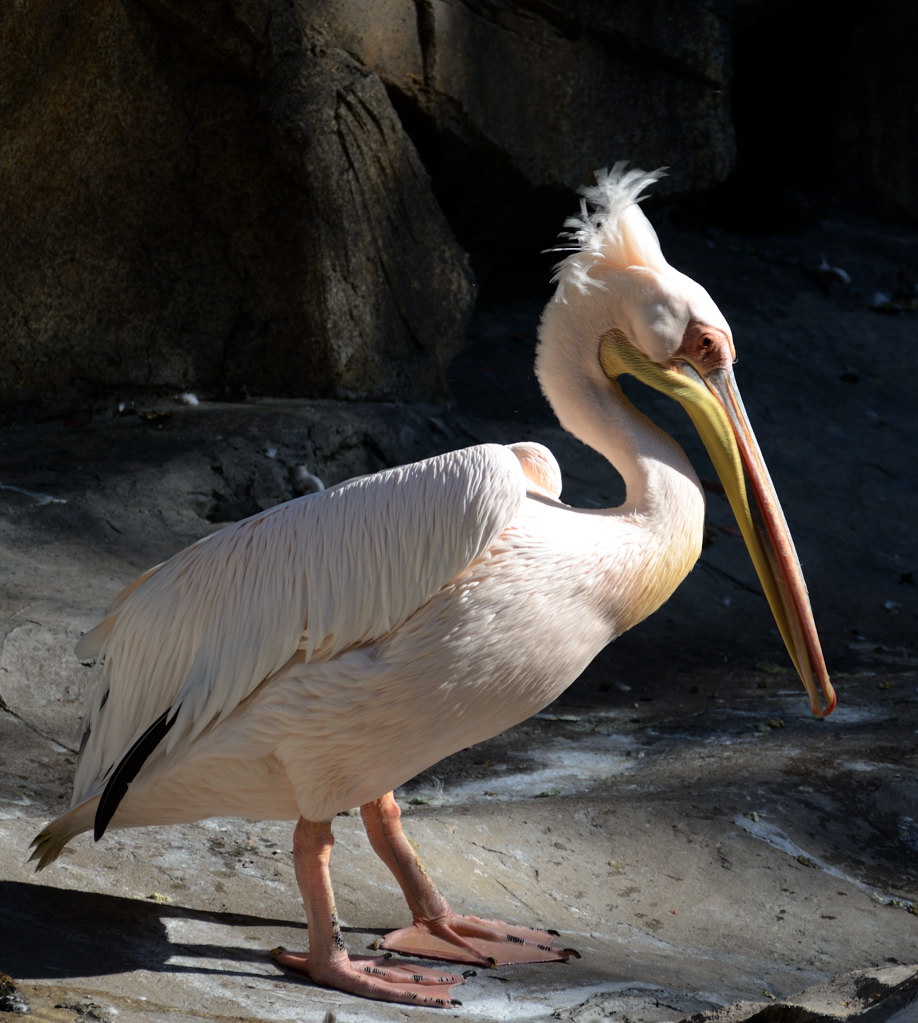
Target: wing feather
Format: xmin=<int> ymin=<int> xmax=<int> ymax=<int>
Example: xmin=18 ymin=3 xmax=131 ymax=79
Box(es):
xmin=72 ymin=444 xmax=527 ymax=804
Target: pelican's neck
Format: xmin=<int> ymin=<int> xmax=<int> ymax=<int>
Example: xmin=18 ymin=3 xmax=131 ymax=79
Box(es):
xmin=535 ymin=311 xmax=706 ymax=628
xmin=537 ymin=307 xmax=703 ymax=528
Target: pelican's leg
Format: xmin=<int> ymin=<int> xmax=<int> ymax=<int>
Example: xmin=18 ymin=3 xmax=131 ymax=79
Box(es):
xmin=361 ymin=792 xmax=578 ymax=966
xmin=272 ymin=816 xmax=468 ymax=1006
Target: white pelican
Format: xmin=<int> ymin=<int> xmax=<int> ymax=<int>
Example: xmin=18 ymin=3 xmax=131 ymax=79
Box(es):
xmin=32 ymin=164 xmax=835 ymax=1008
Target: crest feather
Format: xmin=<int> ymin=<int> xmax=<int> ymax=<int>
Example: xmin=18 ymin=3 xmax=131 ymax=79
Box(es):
xmin=551 ymin=162 xmax=669 ymax=300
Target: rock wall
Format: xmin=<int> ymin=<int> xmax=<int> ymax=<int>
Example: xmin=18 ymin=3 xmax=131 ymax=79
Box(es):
xmin=0 ymin=0 xmax=474 ymax=407
xmin=0 ymin=1 xmax=913 ymax=409
xmin=306 ymin=0 xmax=735 ymax=191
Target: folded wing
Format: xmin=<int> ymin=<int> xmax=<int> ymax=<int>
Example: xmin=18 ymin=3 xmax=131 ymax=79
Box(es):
xmin=73 ymin=443 xmax=530 ymax=806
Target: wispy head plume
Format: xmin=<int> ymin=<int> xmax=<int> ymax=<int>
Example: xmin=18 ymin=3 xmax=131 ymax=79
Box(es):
xmin=550 ymin=163 xmax=669 ymax=301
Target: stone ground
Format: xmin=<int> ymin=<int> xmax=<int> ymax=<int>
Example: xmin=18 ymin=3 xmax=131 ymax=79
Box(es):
xmin=1 ymin=213 xmax=916 ymax=1021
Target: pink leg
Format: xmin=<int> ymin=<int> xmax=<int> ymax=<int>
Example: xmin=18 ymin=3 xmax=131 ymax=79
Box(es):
xmin=360 ymin=792 xmax=578 ymax=967
xmin=272 ymin=816 xmax=468 ymax=1006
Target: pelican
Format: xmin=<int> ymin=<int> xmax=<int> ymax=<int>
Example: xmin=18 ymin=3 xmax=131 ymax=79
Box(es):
xmin=32 ymin=164 xmax=835 ymax=1008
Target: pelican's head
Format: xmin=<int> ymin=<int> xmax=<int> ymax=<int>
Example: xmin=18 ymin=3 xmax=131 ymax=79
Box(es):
xmin=546 ymin=164 xmax=835 ymax=718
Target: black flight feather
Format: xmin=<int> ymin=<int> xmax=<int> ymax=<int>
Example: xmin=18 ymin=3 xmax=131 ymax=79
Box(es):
xmin=94 ymin=709 xmax=177 ymax=841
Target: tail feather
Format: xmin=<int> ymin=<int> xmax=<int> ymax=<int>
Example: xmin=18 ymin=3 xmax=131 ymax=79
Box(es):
xmin=30 ymin=797 xmax=99 ymax=871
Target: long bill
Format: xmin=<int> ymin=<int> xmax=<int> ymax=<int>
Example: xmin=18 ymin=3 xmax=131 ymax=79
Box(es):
xmin=599 ymin=329 xmax=836 ymax=718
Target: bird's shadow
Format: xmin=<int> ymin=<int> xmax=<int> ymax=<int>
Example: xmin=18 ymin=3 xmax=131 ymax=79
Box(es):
xmin=0 ymin=880 xmax=357 ymax=984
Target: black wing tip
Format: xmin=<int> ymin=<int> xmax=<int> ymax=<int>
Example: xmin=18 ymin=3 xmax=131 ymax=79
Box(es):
xmin=93 ymin=709 xmax=177 ymax=840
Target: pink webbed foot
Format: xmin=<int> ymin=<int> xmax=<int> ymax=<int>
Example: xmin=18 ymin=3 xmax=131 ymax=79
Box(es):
xmin=359 ymin=795 xmax=580 ymax=969
xmin=272 ymin=947 xmax=471 ymax=1007
xmin=373 ymin=913 xmax=580 ymax=967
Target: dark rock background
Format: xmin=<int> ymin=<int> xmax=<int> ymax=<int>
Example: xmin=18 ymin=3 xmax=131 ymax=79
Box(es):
xmin=1 ymin=0 xmax=915 ymax=408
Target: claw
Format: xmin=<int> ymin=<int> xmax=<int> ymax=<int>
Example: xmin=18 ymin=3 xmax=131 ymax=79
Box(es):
xmin=273 ymin=948 xmax=468 ymax=1007
xmin=377 ymin=913 xmax=575 ymax=967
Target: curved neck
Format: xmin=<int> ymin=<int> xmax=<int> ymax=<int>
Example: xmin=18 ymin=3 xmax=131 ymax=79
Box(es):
xmin=535 ymin=301 xmax=707 ymax=628
xmin=536 ymin=311 xmax=703 ymax=524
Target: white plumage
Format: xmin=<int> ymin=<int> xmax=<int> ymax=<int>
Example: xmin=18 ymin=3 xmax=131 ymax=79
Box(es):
xmin=33 ymin=165 xmax=834 ymax=1009
xmin=71 ymin=444 xmax=527 ymax=800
